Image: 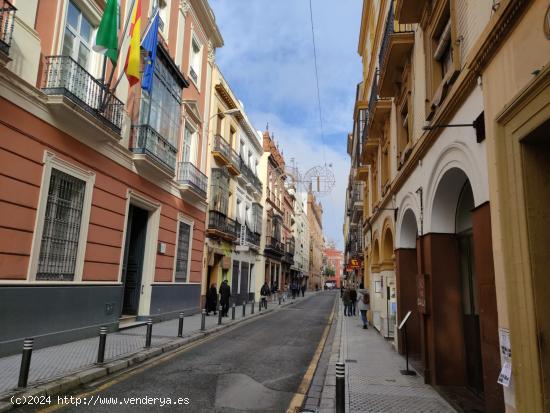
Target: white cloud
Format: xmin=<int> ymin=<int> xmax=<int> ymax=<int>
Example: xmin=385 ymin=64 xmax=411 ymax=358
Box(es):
xmin=209 ymin=0 xmax=362 ymax=248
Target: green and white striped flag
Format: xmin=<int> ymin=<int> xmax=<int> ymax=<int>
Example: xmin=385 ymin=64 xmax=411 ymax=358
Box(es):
xmin=93 ymin=0 xmax=119 ymax=64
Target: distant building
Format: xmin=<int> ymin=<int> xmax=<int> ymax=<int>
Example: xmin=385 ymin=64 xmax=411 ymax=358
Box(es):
xmin=323 ymin=247 xmax=343 ymax=288
xmin=307 ymin=192 xmax=323 ymax=290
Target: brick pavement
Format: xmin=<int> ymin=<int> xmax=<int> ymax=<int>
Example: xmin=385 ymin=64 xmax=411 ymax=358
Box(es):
xmin=0 ymin=294 xmax=306 ymax=397
xmin=311 ymin=301 xmax=457 ymax=413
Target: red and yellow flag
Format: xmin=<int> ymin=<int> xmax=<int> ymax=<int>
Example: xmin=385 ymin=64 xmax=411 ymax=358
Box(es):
xmin=124 ymin=0 xmax=141 ymax=86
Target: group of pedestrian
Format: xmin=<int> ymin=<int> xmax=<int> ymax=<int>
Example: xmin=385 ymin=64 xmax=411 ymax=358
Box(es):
xmin=290 ymin=280 xmax=306 ymax=299
xmin=342 ymin=286 xmax=370 ymax=329
xmin=204 ymin=279 xmax=232 ymax=317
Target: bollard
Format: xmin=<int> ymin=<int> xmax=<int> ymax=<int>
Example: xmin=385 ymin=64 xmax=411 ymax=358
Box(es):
xmin=231 ymin=303 xmax=236 ymax=320
xmin=178 ymin=311 xmax=184 ymax=337
xmin=259 ymin=300 xmax=262 ymax=312
xmin=17 ymin=338 xmax=34 ymax=388
xmin=145 ymin=318 xmax=153 ymax=348
xmin=279 ymin=296 xmax=282 ymax=305
xmin=218 ymin=305 xmax=223 ymax=325
xmin=242 ymin=302 xmax=246 ymax=318
xmin=251 ymin=301 xmax=255 ymax=314
xmin=335 ymin=362 xmax=345 ymax=413
xmin=96 ymin=327 xmax=107 ymax=364
xmin=201 ymin=309 xmax=206 ymax=331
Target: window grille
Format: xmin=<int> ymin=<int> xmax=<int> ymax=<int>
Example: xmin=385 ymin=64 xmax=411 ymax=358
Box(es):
xmin=37 ymin=169 xmax=86 ymax=281
xmin=175 ymin=221 xmax=191 ymax=282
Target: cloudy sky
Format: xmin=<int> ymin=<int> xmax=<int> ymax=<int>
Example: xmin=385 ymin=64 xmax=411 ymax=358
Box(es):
xmin=209 ymin=0 xmax=362 ymax=249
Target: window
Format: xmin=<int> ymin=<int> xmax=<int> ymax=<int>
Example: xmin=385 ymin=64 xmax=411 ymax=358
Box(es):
xmin=139 ymin=54 xmax=182 ymax=149
xmin=434 ymin=20 xmax=452 ymax=80
xmin=37 ymin=169 xmax=86 ymax=281
xmin=189 ymin=35 xmax=202 ymax=85
xmin=175 ymin=220 xmax=191 ymax=282
xmin=210 ymin=168 xmax=229 ymax=215
xmin=62 ymin=1 xmax=93 ymax=68
xmin=154 ymin=0 xmax=170 ymax=40
xmin=182 ymin=123 xmax=197 ymax=164
xmin=252 ymin=203 xmax=262 ymax=234
xmin=29 ymin=153 xmax=95 ymax=282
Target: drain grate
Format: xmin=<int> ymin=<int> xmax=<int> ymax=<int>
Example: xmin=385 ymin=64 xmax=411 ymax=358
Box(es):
xmin=345 ymin=359 xmax=357 ymax=363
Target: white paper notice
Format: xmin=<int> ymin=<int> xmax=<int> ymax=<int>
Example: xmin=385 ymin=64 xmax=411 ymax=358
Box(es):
xmin=498 ymin=360 xmax=512 ymax=387
xmin=499 ymin=328 xmax=511 ymax=359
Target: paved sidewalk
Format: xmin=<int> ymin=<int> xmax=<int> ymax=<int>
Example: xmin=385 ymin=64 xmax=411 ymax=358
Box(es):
xmin=315 ymin=302 xmax=457 ymax=413
xmin=0 ymin=293 xmax=310 ymax=398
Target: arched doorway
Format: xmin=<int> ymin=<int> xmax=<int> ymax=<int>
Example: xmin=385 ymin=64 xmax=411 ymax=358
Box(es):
xmin=425 ymin=167 xmax=502 ymax=411
xmin=456 ymin=181 xmax=483 ymax=395
xmin=381 ymin=226 xmax=397 ymax=339
xmin=396 ymin=209 xmax=421 ymax=357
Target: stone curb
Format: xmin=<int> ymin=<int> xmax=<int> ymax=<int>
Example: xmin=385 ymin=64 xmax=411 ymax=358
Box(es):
xmin=0 ymin=294 xmax=315 ymax=412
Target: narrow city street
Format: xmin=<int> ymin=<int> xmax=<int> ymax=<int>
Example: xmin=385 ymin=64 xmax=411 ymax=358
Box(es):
xmin=31 ymin=292 xmax=335 ymax=413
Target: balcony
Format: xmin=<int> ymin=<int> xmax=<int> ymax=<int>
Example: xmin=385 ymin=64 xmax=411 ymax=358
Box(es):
xmin=212 ymin=135 xmax=240 ymax=176
xmin=130 ymin=125 xmax=177 ymax=177
xmin=368 ymin=69 xmax=392 ymax=129
xmin=378 ymin=0 xmax=415 ymax=97
xmin=264 ymin=236 xmax=284 ymax=257
xmin=362 ymin=137 xmax=380 ymax=166
xmin=177 ymin=162 xmax=207 ymax=200
xmin=237 ymin=224 xmax=261 ymax=250
xmin=42 ymin=56 xmax=124 ymax=136
xmin=239 ymin=156 xmax=263 ymax=194
xmin=396 ymin=0 xmax=427 ymax=24
xmin=207 ymin=210 xmax=238 ymax=241
xmin=0 ymin=0 xmax=16 ymax=61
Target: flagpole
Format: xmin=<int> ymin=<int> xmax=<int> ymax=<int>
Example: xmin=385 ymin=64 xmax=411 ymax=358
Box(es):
xmin=99 ymin=0 xmax=136 ymax=111
xmin=110 ymin=7 xmax=158 ymax=95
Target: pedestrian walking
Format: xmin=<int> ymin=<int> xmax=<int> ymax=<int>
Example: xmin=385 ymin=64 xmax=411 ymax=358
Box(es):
xmin=342 ymin=288 xmax=351 ymax=316
xmin=300 ymin=281 xmax=306 ymax=297
xmin=220 ymin=280 xmax=231 ymax=317
xmin=261 ymin=282 xmax=270 ymax=309
xmin=350 ymin=287 xmax=358 ymax=316
xmin=205 ymin=283 xmax=218 ymax=315
xmin=358 ymin=289 xmax=370 ymax=329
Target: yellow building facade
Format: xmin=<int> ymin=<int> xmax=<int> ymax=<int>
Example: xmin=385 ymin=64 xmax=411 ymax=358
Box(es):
xmin=346 ymin=0 xmax=549 ymax=411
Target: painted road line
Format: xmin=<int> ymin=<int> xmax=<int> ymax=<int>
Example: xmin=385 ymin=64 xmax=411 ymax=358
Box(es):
xmin=285 ymin=295 xmax=336 ymax=413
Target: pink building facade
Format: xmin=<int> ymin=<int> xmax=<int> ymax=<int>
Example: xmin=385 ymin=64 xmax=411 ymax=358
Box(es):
xmin=0 ymin=0 xmax=222 ymax=355
xmin=323 ymin=247 xmax=343 ymax=288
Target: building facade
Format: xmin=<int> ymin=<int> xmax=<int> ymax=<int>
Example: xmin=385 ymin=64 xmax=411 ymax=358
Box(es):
xmin=204 ymin=67 xmax=263 ymax=305
xmin=323 ymin=246 xmax=343 ymax=288
xmin=257 ymin=131 xmax=286 ymax=294
xmin=307 ymin=192 xmax=323 ymax=290
xmin=342 ymin=0 xmax=550 ymax=411
xmin=291 ymin=191 xmax=309 ymax=286
xmin=0 ymin=0 xmax=222 ymax=355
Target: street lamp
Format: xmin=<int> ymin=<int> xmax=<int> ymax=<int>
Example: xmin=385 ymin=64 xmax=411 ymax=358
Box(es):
xmin=209 ymin=108 xmax=240 ymax=121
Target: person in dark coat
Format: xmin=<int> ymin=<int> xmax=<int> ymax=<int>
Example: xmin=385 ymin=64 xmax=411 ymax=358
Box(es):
xmin=205 ymin=283 xmax=218 ymax=315
xmin=219 ymin=279 xmax=231 ymax=317
xmin=349 ymin=288 xmax=358 ymax=316
xmin=261 ymin=282 xmax=270 ymax=309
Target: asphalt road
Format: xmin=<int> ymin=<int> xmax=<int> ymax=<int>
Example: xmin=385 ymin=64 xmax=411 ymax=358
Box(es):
xmin=39 ymin=291 xmax=336 ymax=413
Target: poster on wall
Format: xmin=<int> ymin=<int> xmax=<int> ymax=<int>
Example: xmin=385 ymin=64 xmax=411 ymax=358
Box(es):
xmin=497 ymin=328 xmax=512 ymax=387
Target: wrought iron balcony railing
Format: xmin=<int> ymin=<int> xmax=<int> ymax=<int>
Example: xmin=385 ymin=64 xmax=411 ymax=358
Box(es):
xmin=265 ymin=236 xmax=284 ymax=255
xmin=177 ymin=161 xmax=207 ymax=197
xmin=208 ymin=210 xmax=238 ymax=239
xmin=42 ymin=55 xmax=124 ymax=133
xmin=212 ymin=134 xmax=231 ymax=161
xmin=378 ymin=0 xmax=415 ymax=70
xmin=0 ymin=0 xmax=16 ymax=56
xmin=352 ymin=183 xmax=364 ymax=206
xmin=240 ymin=224 xmax=260 ymax=247
xmin=130 ymin=125 xmax=177 ymax=171
xmin=239 ymin=156 xmax=262 ymax=192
